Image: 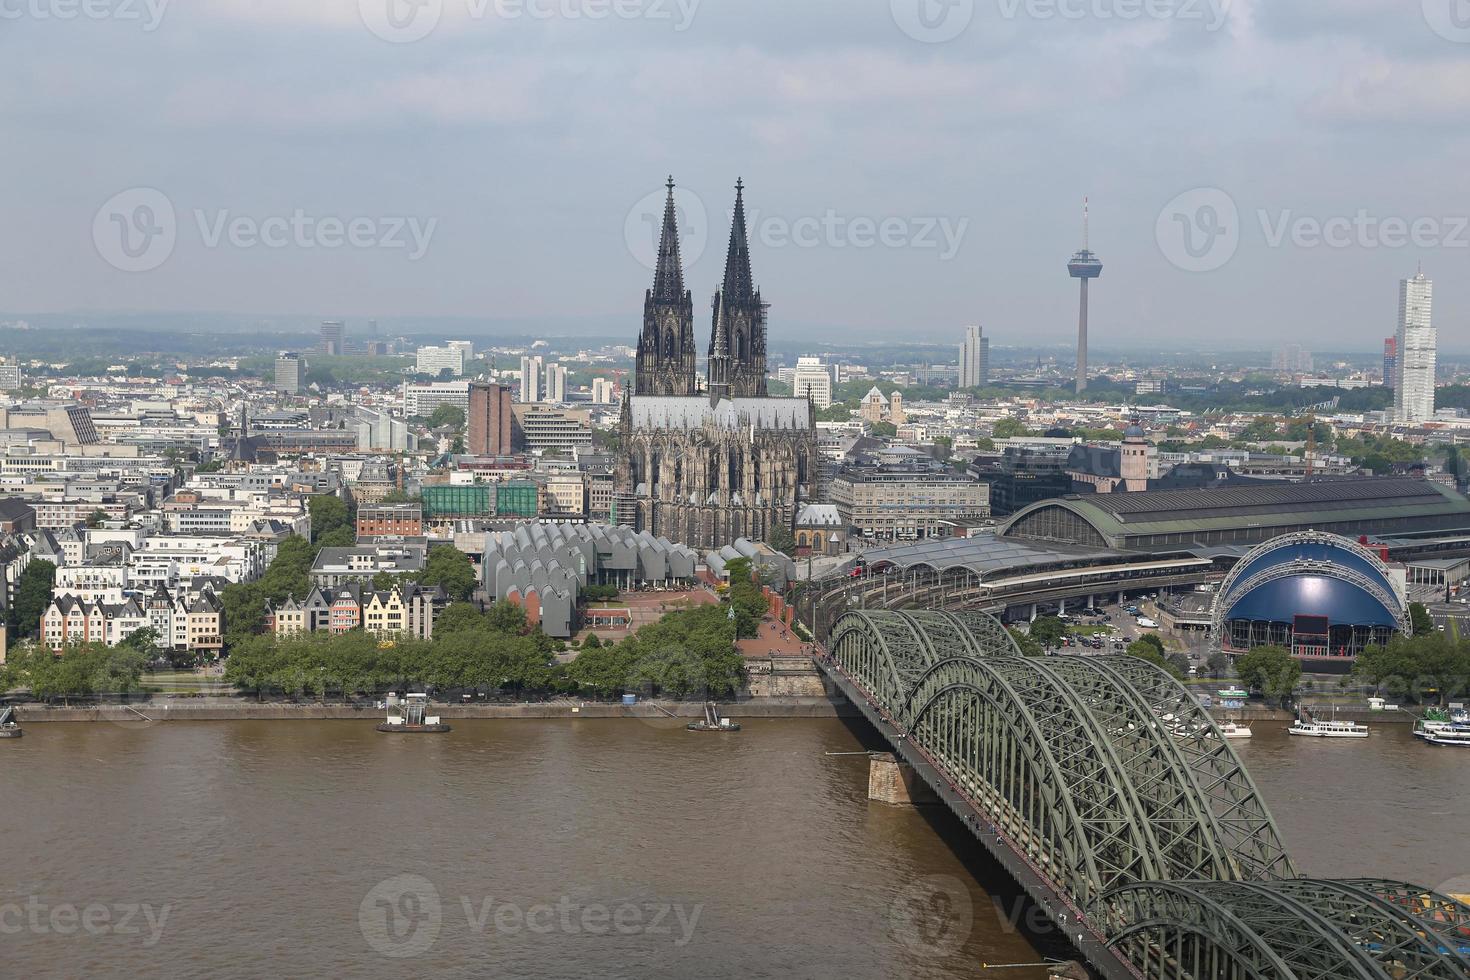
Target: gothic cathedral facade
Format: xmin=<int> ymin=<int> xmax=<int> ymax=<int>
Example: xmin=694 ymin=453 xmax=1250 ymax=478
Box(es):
xmin=617 ymin=178 xmax=819 ymax=550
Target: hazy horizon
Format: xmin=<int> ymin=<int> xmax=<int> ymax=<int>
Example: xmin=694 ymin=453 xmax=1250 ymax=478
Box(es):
xmin=4 ymin=1 xmax=1468 ymax=348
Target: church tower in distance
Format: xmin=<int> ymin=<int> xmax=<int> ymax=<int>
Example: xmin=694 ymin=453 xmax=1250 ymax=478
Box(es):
xmin=708 ymin=179 xmax=767 ymax=399
xmin=635 ymin=177 xmax=698 ymax=396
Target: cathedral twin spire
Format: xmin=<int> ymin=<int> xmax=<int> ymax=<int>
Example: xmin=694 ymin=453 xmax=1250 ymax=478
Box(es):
xmin=634 ymin=177 xmax=767 ymax=401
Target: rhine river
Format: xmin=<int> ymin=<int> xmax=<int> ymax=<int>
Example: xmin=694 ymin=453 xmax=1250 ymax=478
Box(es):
xmin=2 ymin=717 xmax=1466 ymax=979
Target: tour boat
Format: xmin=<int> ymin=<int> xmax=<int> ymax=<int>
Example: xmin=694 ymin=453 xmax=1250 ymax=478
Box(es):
xmin=0 ymin=704 xmax=21 ymax=739
xmin=1420 ymin=726 xmax=1470 ymax=747
xmin=376 ymin=693 xmax=450 ymax=734
xmin=1217 ymin=688 xmax=1249 ymax=700
xmin=1287 ymin=717 xmax=1369 ymax=738
xmin=1219 ymin=721 xmax=1252 ymax=739
xmin=1414 ymin=707 xmax=1470 ymax=738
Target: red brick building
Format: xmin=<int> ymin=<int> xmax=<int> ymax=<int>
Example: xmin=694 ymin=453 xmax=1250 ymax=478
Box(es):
xmin=467 ymin=382 xmax=515 ymax=455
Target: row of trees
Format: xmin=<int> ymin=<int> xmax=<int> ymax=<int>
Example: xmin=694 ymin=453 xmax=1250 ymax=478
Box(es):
xmin=1 ymin=642 xmax=148 ymax=703
xmin=221 ymin=591 xmax=746 ymax=702
xmin=1353 ymin=630 xmax=1470 ymax=704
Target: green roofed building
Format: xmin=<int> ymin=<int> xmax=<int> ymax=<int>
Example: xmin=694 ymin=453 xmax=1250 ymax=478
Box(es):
xmin=999 ymin=477 xmax=1470 ymax=551
xmin=421 ymin=485 xmax=493 ymax=520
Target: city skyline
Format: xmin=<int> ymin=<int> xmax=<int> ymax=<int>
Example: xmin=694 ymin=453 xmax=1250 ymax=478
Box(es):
xmin=3 ymin=3 xmax=1468 ymax=347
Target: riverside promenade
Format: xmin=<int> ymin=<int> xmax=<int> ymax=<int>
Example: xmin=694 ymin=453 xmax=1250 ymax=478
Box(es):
xmin=17 ymin=694 xmax=858 ymax=724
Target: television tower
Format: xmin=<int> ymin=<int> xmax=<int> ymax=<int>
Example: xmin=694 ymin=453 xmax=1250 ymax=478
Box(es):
xmin=1067 ymin=197 xmax=1103 ymax=394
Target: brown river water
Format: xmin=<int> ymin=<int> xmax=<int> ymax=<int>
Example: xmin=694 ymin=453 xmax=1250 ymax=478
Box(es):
xmin=0 ymin=717 xmax=1464 ymax=979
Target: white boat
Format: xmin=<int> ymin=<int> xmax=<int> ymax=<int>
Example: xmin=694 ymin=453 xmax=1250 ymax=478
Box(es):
xmin=1288 ymin=718 xmax=1369 ymax=738
xmin=1219 ymin=721 xmax=1252 ymax=739
xmin=1421 ymin=727 xmax=1470 ymax=747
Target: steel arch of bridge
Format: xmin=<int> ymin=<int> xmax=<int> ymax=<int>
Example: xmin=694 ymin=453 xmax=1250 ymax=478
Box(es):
xmin=826 ymin=610 xmax=1470 ymax=979
xmin=1101 ymin=879 xmax=1470 ymax=980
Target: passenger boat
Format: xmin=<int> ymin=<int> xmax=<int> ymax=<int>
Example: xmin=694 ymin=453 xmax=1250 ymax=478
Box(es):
xmin=1414 ymin=707 xmax=1470 ymax=738
xmin=1288 ymin=715 xmax=1369 ymax=738
xmin=376 ymin=693 xmax=450 ymax=734
xmin=1217 ymin=687 xmax=1249 ymax=700
xmin=0 ymin=704 xmax=21 ymax=739
xmin=1219 ymin=721 xmax=1252 ymax=739
xmin=687 ymin=702 xmax=740 ymax=733
xmin=1420 ymin=726 xmax=1470 ymax=747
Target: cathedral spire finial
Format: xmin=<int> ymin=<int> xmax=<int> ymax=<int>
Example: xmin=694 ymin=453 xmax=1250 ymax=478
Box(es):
xmin=722 ymin=178 xmax=753 ymax=300
xmin=651 ymin=176 xmax=685 ymax=303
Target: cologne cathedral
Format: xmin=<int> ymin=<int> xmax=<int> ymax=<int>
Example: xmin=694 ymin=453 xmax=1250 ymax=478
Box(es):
xmin=616 ymin=178 xmax=820 ymax=550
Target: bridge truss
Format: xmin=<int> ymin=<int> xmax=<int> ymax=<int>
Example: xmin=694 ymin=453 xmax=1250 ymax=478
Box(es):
xmin=825 ymin=610 xmax=1470 ymax=980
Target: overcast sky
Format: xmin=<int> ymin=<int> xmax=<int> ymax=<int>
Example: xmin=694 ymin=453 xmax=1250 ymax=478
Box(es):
xmin=1 ymin=0 xmax=1467 ymax=350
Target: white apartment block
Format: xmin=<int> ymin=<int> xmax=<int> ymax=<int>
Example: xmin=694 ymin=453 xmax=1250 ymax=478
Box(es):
xmin=415 ymin=345 xmax=466 ymax=377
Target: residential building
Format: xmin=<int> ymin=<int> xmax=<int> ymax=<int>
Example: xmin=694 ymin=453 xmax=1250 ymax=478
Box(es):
xmin=544 ymin=362 xmax=568 ymax=403
xmin=0 ymin=361 xmax=22 ymax=391
xmin=591 ymin=378 xmax=617 ymax=404
xmin=519 ymin=355 xmax=544 ymax=402
xmin=356 ymin=503 xmax=424 ymax=539
xmin=1395 ymin=268 xmax=1437 ymax=422
xmin=309 ymin=541 xmax=428 ymax=587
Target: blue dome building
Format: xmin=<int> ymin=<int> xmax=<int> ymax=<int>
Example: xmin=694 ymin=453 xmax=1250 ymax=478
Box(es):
xmin=1211 ymin=531 xmax=1410 ymax=667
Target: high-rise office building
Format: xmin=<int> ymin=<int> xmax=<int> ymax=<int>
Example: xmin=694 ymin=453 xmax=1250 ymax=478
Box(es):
xmin=0 ymin=360 xmax=23 ymax=391
xmin=320 ymin=320 xmax=345 ymax=356
xmin=467 ymin=382 xmax=515 ymax=455
xmin=544 ymin=362 xmax=567 ymax=403
xmin=519 ymin=355 xmax=544 ymax=402
xmin=1395 ymin=268 xmax=1437 ymax=423
xmin=790 ymin=356 xmax=833 ymax=408
xmin=415 ymin=345 xmax=465 ymax=377
xmin=447 ymin=340 xmax=475 ymax=365
xmin=959 ymin=325 xmax=990 ymax=388
xmin=1382 ymin=337 xmax=1397 ymax=387
xmin=275 ymin=352 xmax=304 ymax=395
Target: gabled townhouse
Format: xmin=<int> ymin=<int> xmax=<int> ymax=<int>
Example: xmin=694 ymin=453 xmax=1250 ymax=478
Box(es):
xmin=43 ymin=585 xmax=224 ymax=655
xmin=268 ymin=583 xmax=446 ymax=641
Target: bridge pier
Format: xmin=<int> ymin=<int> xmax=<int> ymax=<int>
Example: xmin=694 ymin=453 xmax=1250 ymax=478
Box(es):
xmin=867 ymin=752 xmax=937 ymax=806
